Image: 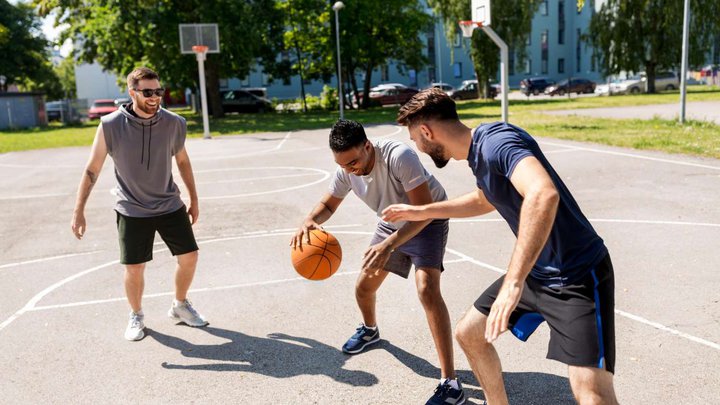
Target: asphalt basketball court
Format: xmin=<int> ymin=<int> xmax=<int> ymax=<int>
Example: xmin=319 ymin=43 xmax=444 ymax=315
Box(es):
xmin=1 ymin=123 xmax=719 ymax=404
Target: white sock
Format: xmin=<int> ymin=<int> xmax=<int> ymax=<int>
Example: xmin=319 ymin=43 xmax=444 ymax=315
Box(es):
xmin=440 ymin=378 xmax=459 ymax=390
xmin=363 ymin=323 xmax=378 ymax=331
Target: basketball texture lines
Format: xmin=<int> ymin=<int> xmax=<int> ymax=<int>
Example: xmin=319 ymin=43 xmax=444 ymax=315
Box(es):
xmin=291 ymin=230 xmax=342 ymax=280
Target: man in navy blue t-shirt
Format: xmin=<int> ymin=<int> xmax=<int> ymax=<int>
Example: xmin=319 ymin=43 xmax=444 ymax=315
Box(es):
xmin=383 ymin=88 xmax=618 ymax=405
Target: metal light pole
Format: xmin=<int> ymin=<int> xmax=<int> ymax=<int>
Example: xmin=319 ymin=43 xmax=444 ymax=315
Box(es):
xmin=332 ymin=1 xmax=345 ymax=119
xmin=679 ymin=0 xmax=690 ymax=124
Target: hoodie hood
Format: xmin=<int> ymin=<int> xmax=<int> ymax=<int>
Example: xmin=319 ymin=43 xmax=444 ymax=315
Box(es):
xmin=119 ymin=103 xmax=164 ymax=170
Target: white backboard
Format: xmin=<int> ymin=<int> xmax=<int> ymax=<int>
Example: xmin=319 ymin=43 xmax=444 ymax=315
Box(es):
xmin=179 ymin=24 xmax=220 ymax=54
xmin=472 ymin=0 xmax=491 ymax=26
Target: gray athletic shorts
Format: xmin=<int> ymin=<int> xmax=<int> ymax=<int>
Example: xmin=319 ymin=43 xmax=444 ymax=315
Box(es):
xmin=369 ymin=219 xmax=449 ymax=278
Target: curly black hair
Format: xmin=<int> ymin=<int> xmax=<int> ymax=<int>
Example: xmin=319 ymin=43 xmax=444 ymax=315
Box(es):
xmin=329 ymin=119 xmax=367 ymax=152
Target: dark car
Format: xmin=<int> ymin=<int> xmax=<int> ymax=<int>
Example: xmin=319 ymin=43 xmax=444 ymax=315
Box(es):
xmin=448 ymin=80 xmax=498 ymax=100
xmin=45 ymin=101 xmax=64 ymax=122
xmin=520 ymin=77 xmax=555 ymax=96
xmin=218 ymin=90 xmax=273 ymax=113
xmin=368 ymin=86 xmax=419 ymax=106
xmin=544 ymin=78 xmax=596 ymax=96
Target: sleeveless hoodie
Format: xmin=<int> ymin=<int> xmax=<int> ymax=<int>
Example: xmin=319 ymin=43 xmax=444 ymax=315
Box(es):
xmin=101 ymin=103 xmax=186 ymax=217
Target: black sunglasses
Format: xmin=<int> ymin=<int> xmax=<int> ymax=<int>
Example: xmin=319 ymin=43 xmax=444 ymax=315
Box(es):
xmin=134 ymin=88 xmax=165 ymax=98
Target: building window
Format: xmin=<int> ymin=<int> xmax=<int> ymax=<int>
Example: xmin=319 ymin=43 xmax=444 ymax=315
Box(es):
xmin=453 ymin=32 xmax=461 ymax=48
xmin=428 ymin=67 xmax=436 ymax=84
xmin=283 ymin=76 xmax=291 ymax=86
xmin=525 ymin=59 xmax=531 ymax=74
xmin=558 ymin=1 xmax=565 ymax=45
xmin=576 ymin=28 xmax=582 ymax=72
xmin=427 ymin=30 xmax=436 ymax=62
xmin=381 ymin=65 xmax=389 ymax=82
xmin=453 ymin=62 xmax=462 ymax=78
xmin=540 ymin=0 xmax=548 ymax=16
xmin=541 ymin=30 xmax=549 ymax=74
xmin=558 ymin=58 xmax=565 ymax=74
xmin=409 ymin=69 xmax=418 ymax=87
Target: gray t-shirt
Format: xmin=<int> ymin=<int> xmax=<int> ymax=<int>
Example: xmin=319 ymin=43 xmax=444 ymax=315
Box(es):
xmin=102 ymin=104 xmax=186 ymax=217
xmin=329 ymin=139 xmax=447 ymax=229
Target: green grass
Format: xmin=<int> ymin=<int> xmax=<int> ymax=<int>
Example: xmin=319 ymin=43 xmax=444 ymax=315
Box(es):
xmin=1 ymin=85 xmax=719 ymax=158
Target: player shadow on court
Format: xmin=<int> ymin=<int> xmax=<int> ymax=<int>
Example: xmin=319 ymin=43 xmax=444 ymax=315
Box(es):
xmin=147 ymin=326 xmax=378 ymax=386
xmin=376 ymin=340 xmax=575 ymax=404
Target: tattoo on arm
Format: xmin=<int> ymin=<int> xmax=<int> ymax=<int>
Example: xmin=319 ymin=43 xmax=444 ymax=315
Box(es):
xmin=85 ymin=169 xmax=97 ymax=185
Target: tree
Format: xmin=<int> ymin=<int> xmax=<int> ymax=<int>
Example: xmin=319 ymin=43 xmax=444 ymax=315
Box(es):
xmin=429 ymin=0 xmax=541 ymax=99
xmin=335 ymin=0 xmax=433 ymax=109
xmin=35 ymin=0 xmax=285 ymax=117
xmin=276 ymin=0 xmax=334 ymax=112
xmin=53 ymin=56 xmax=76 ymax=99
xmin=588 ymin=0 xmax=720 ymax=93
xmin=0 ymin=1 xmax=61 ymax=97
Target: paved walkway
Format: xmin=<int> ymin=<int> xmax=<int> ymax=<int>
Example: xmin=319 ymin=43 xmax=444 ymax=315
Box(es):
xmin=543 ymin=101 xmax=720 ymax=124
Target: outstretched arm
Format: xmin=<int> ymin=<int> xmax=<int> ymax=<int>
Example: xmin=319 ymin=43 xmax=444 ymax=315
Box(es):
xmin=71 ymin=124 xmax=108 ymax=239
xmin=485 ymin=156 xmax=559 ymax=342
xmin=290 ymin=193 xmax=344 ymax=249
xmin=175 ymin=147 xmax=199 ymax=224
xmin=381 ymin=188 xmax=495 ymax=222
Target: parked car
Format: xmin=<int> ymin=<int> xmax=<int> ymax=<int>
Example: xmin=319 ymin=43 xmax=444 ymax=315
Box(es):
xmin=87 ymin=99 xmax=119 ymax=119
xmin=544 ymin=78 xmax=596 ymax=96
xmin=428 ymin=82 xmax=454 ymax=93
xmin=520 ymin=77 xmax=555 ymax=96
xmin=217 ymin=90 xmax=273 ymax=113
xmin=114 ymin=97 xmax=130 ymax=107
xmin=448 ymin=80 xmax=498 ymax=100
xmin=649 ymin=71 xmax=680 ymax=91
xmin=368 ymin=86 xmax=419 ymax=106
xmin=45 ymin=101 xmax=65 ymax=122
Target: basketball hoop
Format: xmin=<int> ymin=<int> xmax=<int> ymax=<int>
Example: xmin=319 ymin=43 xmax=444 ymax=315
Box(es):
xmin=459 ymin=21 xmax=482 ymax=38
xmin=192 ymin=45 xmax=209 ymax=54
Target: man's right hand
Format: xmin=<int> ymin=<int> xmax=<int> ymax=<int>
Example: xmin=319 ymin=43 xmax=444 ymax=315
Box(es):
xmin=381 ymin=203 xmax=428 ymax=222
xmin=71 ymin=211 xmax=86 ymax=240
xmin=290 ymin=219 xmax=323 ymax=250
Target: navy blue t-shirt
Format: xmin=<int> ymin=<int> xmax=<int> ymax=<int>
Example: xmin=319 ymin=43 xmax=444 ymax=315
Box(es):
xmin=468 ymin=122 xmax=607 ymax=286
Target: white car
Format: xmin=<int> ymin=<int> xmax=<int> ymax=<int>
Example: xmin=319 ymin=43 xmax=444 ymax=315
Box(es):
xmin=610 ymin=75 xmax=644 ymax=95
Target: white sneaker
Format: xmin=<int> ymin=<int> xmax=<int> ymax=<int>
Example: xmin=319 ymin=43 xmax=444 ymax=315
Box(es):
xmin=124 ymin=311 xmax=145 ymax=341
xmin=168 ymin=299 xmax=208 ymax=327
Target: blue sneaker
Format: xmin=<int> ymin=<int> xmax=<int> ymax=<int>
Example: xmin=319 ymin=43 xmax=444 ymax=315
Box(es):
xmin=426 ymin=378 xmax=466 ymax=405
xmin=341 ymin=323 xmax=380 ymax=354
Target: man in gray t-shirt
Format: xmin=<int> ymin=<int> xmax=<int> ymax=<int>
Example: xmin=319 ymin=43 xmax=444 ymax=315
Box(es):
xmin=71 ymin=67 xmax=207 ymax=342
xmin=291 ymin=119 xmax=466 ymax=404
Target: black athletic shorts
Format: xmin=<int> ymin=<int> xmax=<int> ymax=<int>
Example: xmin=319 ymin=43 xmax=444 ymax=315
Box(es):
xmin=474 ymin=253 xmax=615 ymax=373
xmin=116 ymin=206 xmax=199 ymax=265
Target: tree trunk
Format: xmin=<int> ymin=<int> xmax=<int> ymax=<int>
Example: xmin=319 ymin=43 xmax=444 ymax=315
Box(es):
xmin=361 ymin=63 xmax=373 ymax=109
xmin=645 ymin=63 xmax=657 ymax=93
xmin=206 ymin=59 xmax=224 ymax=119
xmin=295 ymin=43 xmax=308 ymax=113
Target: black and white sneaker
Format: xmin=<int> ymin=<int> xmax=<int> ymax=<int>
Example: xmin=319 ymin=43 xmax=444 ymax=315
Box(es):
xmin=341 ymin=323 xmax=380 ymax=354
xmin=426 ymin=378 xmax=466 ymax=405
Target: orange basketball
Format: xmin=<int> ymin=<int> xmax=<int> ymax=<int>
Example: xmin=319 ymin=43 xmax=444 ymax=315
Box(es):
xmin=291 ymin=229 xmax=342 ymax=280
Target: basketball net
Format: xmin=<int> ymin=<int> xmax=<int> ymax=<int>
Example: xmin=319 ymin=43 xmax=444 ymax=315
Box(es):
xmin=458 ymin=21 xmax=482 ymax=38
xmin=192 ymin=45 xmax=209 ymax=62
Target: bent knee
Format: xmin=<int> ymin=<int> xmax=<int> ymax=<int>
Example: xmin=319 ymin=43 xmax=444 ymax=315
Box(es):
xmin=455 ymin=311 xmax=488 ymax=346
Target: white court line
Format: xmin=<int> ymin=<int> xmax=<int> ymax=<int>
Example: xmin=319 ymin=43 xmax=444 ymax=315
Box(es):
xmin=543 ymin=147 xmax=583 ymax=154
xmin=4 ymin=227 xmax=719 ymax=352
xmin=540 ymin=140 xmax=720 ymax=171
xmin=195 ymin=172 xmax=316 ymax=186
xmin=0 ymin=192 xmax=73 ymax=201
xmin=199 ymin=166 xmax=330 ymax=200
xmin=0 ymin=251 xmax=103 ymax=270
xmin=452 ymin=217 xmax=720 ymax=228
xmin=275 ymin=131 xmax=292 ymax=150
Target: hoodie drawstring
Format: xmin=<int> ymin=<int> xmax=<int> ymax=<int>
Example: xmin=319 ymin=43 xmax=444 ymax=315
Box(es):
xmin=139 ymin=121 xmax=153 ymax=171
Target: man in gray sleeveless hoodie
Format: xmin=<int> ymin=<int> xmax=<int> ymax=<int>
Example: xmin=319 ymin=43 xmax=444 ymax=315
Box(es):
xmin=71 ymin=67 xmax=208 ymax=341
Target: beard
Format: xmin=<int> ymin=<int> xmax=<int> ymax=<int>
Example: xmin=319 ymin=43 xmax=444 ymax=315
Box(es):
xmin=423 ymin=139 xmax=449 ymax=168
xmin=136 ymin=100 xmax=159 ymax=115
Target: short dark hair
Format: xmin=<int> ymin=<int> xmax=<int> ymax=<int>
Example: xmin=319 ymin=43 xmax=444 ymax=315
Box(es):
xmin=127 ymin=67 xmax=160 ymax=90
xmin=329 ymin=119 xmax=368 ymax=152
xmin=397 ymin=88 xmax=459 ymax=127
